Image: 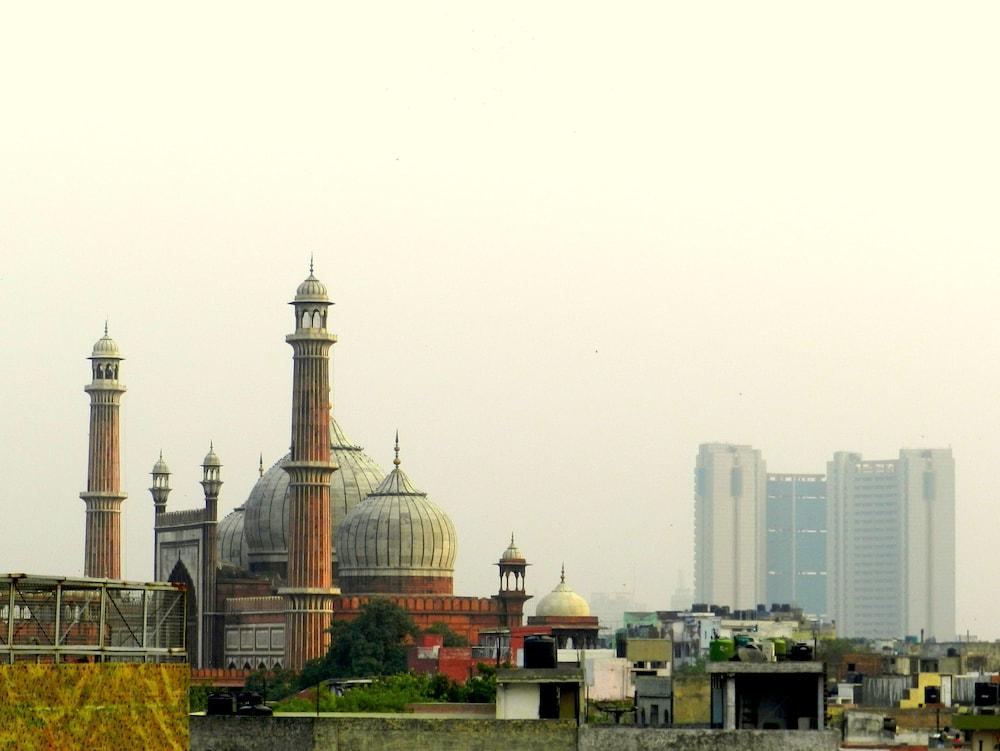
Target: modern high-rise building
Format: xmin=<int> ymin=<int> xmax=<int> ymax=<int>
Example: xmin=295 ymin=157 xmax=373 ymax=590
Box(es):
xmin=765 ymin=474 xmax=827 ymax=617
xmin=826 ymin=449 xmax=955 ymax=640
xmin=694 ymin=444 xmax=767 ymax=610
xmin=695 ymin=443 xmax=954 ymax=637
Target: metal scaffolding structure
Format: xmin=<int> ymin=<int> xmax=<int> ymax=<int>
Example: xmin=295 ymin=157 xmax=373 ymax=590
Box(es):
xmin=0 ymin=574 xmax=187 ymax=663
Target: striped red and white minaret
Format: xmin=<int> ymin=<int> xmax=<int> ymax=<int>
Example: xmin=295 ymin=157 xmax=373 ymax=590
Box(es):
xmin=280 ymin=260 xmax=340 ymax=670
xmin=81 ymin=324 xmax=127 ymax=579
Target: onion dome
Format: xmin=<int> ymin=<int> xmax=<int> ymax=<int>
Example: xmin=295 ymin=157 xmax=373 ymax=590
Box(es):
xmin=218 ymin=506 xmax=249 ymax=570
xmin=202 ymin=443 xmax=221 ymax=467
xmin=151 ymin=451 xmax=170 ymax=476
xmin=243 ymin=416 xmax=384 ymax=575
xmin=501 ymin=533 xmax=525 ymax=562
xmin=335 ymin=435 xmax=457 ymax=595
xmin=90 ymin=322 xmax=123 ymax=359
xmin=535 ymin=565 xmax=590 ymax=617
xmin=294 ymin=257 xmax=329 ymax=301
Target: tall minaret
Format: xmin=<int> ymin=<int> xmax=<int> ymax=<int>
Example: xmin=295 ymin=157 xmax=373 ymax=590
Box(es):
xmin=200 ymin=444 xmax=222 ymax=668
xmin=280 ymin=261 xmax=340 ymax=670
xmin=81 ymin=324 xmax=127 ymax=579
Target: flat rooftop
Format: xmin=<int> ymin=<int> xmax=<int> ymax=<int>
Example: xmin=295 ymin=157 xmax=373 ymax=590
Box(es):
xmin=707 ymin=661 xmax=824 ymax=674
xmin=497 ymin=667 xmax=585 ymax=683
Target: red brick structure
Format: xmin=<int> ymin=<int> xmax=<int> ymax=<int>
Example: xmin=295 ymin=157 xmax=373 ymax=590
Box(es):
xmin=150 ymin=268 xmax=533 ymax=671
xmin=81 ymin=325 xmax=126 ymax=579
xmin=280 ymin=264 xmax=340 ymax=671
xmin=407 ymin=634 xmax=477 ymax=683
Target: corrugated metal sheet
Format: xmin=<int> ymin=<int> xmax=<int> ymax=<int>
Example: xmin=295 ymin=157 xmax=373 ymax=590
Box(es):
xmin=953 ymin=675 xmax=977 ymax=705
xmin=863 ymin=675 xmax=911 ymax=706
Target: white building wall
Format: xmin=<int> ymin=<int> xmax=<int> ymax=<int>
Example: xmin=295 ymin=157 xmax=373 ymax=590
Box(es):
xmin=900 ymin=448 xmax=955 ymax=640
xmin=827 ymin=448 xmax=955 ymax=640
xmin=497 ymin=684 xmax=540 ymax=719
xmin=694 ymin=444 xmax=766 ymax=610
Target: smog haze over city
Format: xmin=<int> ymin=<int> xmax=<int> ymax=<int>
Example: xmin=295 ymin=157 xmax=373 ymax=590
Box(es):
xmin=2 ymin=3 xmax=999 ymax=636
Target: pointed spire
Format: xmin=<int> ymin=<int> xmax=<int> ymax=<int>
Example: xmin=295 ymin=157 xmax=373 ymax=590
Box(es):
xmin=210 ymin=440 xmax=214 ymax=452
xmin=393 ymin=430 xmax=401 ymax=467
xmin=159 ymin=449 xmax=163 ymax=461
xmin=309 ymin=253 xmax=315 ymax=275
xmin=259 ymin=453 xmax=264 ymax=477
xmin=104 ymin=318 xmax=109 ymax=336
xmin=560 ymin=563 xmax=566 ymax=584
xmin=511 ymin=532 xmax=515 ymax=546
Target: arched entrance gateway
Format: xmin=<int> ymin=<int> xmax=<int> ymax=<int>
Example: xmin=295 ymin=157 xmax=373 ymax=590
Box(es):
xmin=168 ymin=561 xmax=198 ymax=660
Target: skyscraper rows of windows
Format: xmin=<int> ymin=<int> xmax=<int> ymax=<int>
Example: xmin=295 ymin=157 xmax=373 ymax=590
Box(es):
xmin=693 ymin=444 xmax=955 ymax=640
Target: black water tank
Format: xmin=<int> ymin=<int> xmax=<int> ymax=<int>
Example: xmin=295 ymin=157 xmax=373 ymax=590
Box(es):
xmin=236 ymin=691 xmax=273 ymax=716
xmin=524 ymin=636 xmax=557 ymax=669
xmin=976 ymin=683 xmax=999 ymax=707
xmin=206 ymin=692 xmax=235 ymax=716
xmin=236 ymin=702 xmax=274 ymax=716
xmin=236 ymin=691 xmax=260 ymax=708
xmin=789 ymin=642 xmax=813 ymax=661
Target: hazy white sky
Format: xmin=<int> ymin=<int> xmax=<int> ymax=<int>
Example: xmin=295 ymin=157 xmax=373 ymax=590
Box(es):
xmin=2 ymin=2 xmax=999 ymax=636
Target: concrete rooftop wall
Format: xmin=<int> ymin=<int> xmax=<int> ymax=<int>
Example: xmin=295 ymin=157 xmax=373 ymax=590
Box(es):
xmin=191 ymin=716 xmax=840 ymax=751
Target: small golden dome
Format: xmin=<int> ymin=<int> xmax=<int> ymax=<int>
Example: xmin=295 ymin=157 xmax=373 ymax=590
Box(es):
xmin=535 ymin=565 xmax=590 ymax=617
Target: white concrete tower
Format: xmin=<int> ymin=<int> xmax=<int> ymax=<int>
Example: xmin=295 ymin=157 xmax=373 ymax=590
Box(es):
xmin=693 ymin=443 xmax=767 ymax=610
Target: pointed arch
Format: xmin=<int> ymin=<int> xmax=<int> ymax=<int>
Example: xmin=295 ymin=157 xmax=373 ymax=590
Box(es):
xmin=168 ymin=560 xmax=198 ymax=662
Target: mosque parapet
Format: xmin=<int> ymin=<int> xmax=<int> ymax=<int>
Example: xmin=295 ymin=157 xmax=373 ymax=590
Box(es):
xmin=155 ymin=508 xmax=208 ymax=529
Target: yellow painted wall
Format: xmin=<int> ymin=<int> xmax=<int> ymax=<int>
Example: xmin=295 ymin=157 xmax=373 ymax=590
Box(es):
xmin=626 ymin=639 xmax=671 ymax=663
xmin=673 ymin=675 xmax=710 ymax=725
xmin=0 ymin=663 xmax=189 ymax=751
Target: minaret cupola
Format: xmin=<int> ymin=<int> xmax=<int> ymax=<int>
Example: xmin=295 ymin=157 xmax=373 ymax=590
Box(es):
xmin=200 ymin=443 xmax=223 ymax=516
xmin=291 ymin=256 xmax=333 ymax=333
xmin=89 ymin=321 xmax=124 ymax=383
xmin=150 ymin=451 xmax=171 ymax=514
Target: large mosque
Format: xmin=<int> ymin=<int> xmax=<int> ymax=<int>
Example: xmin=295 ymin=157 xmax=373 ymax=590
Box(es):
xmin=81 ymin=265 xmax=594 ymax=671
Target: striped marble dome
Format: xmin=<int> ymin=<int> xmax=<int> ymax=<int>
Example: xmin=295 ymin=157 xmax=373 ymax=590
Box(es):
xmin=242 ymin=416 xmax=384 ymax=575
xmin=218 ymin=505 xmax=248 ymax=570
xmin=335 ymin=450 xmax=457 ymax=588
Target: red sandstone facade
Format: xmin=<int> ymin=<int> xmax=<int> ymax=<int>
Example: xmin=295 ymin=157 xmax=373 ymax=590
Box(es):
xmin=281 ymin=271 xmax=339 ymax=671
xmin=81 ymin=331 xmax=126 ymax=579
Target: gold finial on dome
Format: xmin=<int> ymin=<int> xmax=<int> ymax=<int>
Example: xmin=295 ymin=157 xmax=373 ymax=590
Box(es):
xmin=393 ymin=430 xmax=401 ymax=467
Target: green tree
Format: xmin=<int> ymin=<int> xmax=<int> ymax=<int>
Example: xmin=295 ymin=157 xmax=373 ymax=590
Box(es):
xmin=299 ymin=598 xmax=418 ymax=687
xmin=816 ymin=638 xmax=869 ymax=665
xmin=673 ymin=658 xmax=707 ymax=676
xmin=423 ymin=622 xmax=469 ymax=647
xmin=245 ymin=667 xmax=298 ymax=701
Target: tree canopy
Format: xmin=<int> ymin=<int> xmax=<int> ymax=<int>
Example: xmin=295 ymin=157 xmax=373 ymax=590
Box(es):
xmin=423 ymin=622 xmax=469 ymax=647
xmin=300 ymin=598 xmax=418 ymax=687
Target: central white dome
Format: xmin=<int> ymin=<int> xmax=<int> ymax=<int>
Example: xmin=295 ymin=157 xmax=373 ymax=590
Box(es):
xmin=241 ymin=416 xmax=384 ymax=575
xmin=335 ymin=446 xmax=457 ymax=593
